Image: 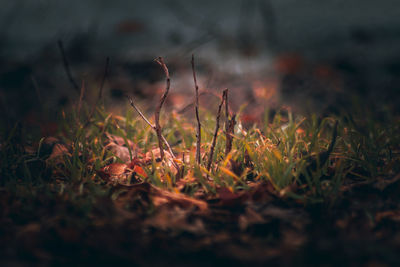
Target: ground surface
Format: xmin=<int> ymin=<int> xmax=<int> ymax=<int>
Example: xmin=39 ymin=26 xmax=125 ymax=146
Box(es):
xmin=1 ymin=94 xmax=400 ymax=266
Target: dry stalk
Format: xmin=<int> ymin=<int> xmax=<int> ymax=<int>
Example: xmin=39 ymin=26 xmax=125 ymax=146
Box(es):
xmin=177 ymin=90 xmax=233 ymax=114
xmin=84 ymin=57 xmax=110 ymax=127
xmin=154 ymin=57 xmax=170 ymax=160
xmin=126 ymin=95 xmax=179 ymax=171
xmin=98 ymin=57 xmax=110 ymax=101
xmin=207 ymin=89 xmax=227 ymax=171
xmin=77 ymin=80 xmax=85 ymax=118
xmin=191 ymin=54 xmax=202 ymax=164
xmin=30 ymin=75 xmax=43 ymax=107
xmin=58 ymin=40 xmax=80 ymax=93
xmin=224 ymin=90 xmax=236 ymax=155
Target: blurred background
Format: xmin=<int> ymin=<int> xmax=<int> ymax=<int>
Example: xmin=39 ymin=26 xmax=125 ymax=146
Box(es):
xmin=0 ymin=0 xmax=399 ymax=131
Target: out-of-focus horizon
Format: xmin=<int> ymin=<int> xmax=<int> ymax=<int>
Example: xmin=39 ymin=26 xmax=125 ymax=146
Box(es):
xmin=0 ymin=0 xmax=399 ymax=126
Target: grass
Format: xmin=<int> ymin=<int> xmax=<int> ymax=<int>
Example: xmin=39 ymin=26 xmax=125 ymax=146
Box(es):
xmin=1 ymin=97 xmax=399 ymax=206
xmin=1 ymin=93 xmax=400 ymax=266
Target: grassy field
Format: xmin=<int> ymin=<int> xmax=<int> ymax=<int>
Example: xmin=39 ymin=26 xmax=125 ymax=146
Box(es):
xmin=1 ymin=84 xmax=400 ymax=265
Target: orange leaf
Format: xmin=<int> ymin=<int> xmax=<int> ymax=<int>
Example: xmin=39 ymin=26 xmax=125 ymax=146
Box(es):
xmin=133 ymin=165 xmax=147 ymax=178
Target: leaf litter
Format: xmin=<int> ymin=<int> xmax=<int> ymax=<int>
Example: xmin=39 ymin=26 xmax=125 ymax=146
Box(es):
xmin=2 ymin=57 xmax=400 ymax=266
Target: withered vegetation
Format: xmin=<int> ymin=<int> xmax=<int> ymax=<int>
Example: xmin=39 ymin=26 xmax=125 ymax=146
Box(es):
xmin=1 ymin=56 xmax=400 ymax=266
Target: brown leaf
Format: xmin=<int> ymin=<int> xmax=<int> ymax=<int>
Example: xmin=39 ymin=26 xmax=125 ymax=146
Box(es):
xmin=213 ymin=187 xmax=244 ymax=206
xmin=145 ymin=147 xmax=177 ymax=175
xmin=144 ymin=206 xmax=205 ymax=234
xmin=105 ymin=143 xmax=132 ymax=162
xmin=152 ymin=186 xmax=208 ymax=212
xmin=46 ymin=143 xmax=70 ymax=165
xmin=238 ymin=207 xmax=265 ymax=231
xmin=245 ymin=182 xmax=277 ymax=203
xmin=375 ymin=210 xmax=400 ymax=223
xmin=97 ymin=163 xmax=132 ymax=183
xmin=105 ymin=133 xmax=141 ymax=162
xmin=105 ymin=133 xmax=137 ymax=149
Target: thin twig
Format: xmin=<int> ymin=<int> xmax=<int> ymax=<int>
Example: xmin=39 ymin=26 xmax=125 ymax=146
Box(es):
xmin=58 ymin=40 xmax=80 ymax=93
xmin=207 ymin=89 xmax=227 ymax=171
xmin=30 ymin=75 xmax=43 ymax=107
xmin=77 ymin=80 xmax=85 ymax=118
xmin=154 ymin=57 xmax=171 ymax=160
xmin=126 ymin=95 xmax=178 ymax=170
xmin=126 ymin=95 xmax=155 ymax=129
xmin=191 ymin=54 xmax=202 ymax=164
xmin=84 ymin=57 xmax=110 ymax=127
xmin=224 ymin=90 xmax=236 ymax=155
xmin=177 ymin=90 xmax=229 ymax=114
xmin=98 ymin=57 xmax=110 ymax=100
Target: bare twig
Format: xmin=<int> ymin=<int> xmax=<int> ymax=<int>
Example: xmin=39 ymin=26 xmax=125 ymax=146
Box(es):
xmin=84 ymin=57 xmax=110 ymax=127
xmin=77 ymin=80 xmax=85 ymax=118
xmin=126 ymin=95 xmax=178 ymax=171
xmin=98 ymin=57 xmax=110 ymax=101
xmin=207 ymin=89 xmax=227 ymax=171
xmin=177 ymin=90 xmax=229 ymax=114
xmin=58 ymin=40 xmax=80 ymax=93
xmin=154 ymin=57 xmax=171 ymax=161
xmin=191 ymin=54 xmax=202 ymax=164
xmin=224 ymin=90 xmax=236 ymax=155
xmin=225 ymin=114 xmax=236 ymax=155
xmin=30 ymin=75 xmax=43 ymax=107
xmin=126 ymin=95 xmax=155 ymax=129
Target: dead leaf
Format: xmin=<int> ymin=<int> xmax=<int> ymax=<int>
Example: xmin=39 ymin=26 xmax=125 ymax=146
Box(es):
xmin=144 ymin=206 xmax=205 ymax=234
xmin=97 ymin=163 xmax=132 ymax=183
xmin=212 ymin=187 xmax=244 ymax=206
xmin=239 ymin=207 xmax=265 ymax=230
xmin=105 ymin=133 xmax=137 ymax=150
xmin=152 ymin=186 xmax=208 ymax=212
xmin=46 ymin=143 xmax=70 ymax=165
xmin=375 ymin=210 xmax=400 ymax=223
xmin=105 ymin=133 xmax=141 ymax=162
xmin=105 ymin=143 xmax=132 ymax=162
xmin=145 ymin=147 xmax=177 ymax=175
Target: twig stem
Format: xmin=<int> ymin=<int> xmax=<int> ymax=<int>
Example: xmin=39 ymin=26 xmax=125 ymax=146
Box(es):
xmin=126 ymin=95 xmax=178 ymax=171
xmin=154 ymin=57 xmax=170 ymax=160
xmin=191 ymin=54 xmax=202 ymax=164
xmin=77 ymin=80 xmax=85 ymax=118
xmin=58 ymin=40 xmax=80 ymax=93
xmin=84 ymin=57 xmax=110 ymax=127
xmin=224 ymin=90 xmax=236 ymax=155
xmin=207 ymin=89 xmax=227 ymax=171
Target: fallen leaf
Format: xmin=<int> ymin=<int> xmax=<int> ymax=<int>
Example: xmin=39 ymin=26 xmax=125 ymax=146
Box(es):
xmin=105 ymin=133 xmax=138 ymax=150
xmin=97 ymin=163 xmax=132 ymax=183
xmin=213 ymin=187 xmax=243 ymax=206
xmin=145 ymin=147 xmax=177 ymax=175
xmin=105 ymin=143 xmax=132 ymax=162
xmin=144 ymin=206 xmax=205 ymax=234
xmin=105 ymin=133 xmax=141 ymax=162
xmin=132 ymin=165 xmax=147 ymax=178
xmin=152 ymin=186 xmax=208 ymax=212
xmin=239 ymin=207 xmax=265 ymax=230
xmin=46 ymin=143 xmax=70 ymax=165
xmin=375 ymin=210 xmax=400 ymax=223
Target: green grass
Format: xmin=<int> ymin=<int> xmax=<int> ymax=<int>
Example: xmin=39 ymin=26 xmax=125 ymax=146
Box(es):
xmin=1 ymin=98 xmax=399 ymax=209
